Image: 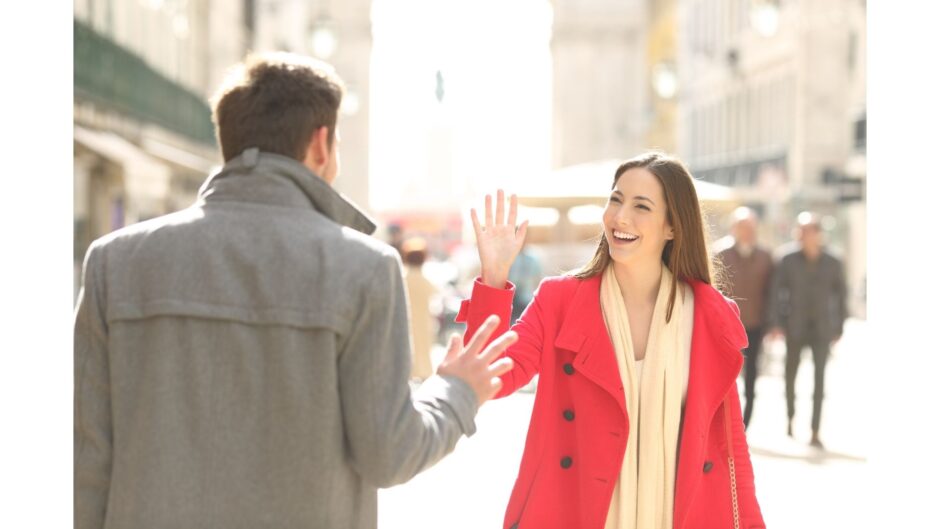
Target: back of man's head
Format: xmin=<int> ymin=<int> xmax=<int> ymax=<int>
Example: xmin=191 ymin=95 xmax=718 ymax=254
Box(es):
xmin=211 ymin=52 xmax=345 ymax=162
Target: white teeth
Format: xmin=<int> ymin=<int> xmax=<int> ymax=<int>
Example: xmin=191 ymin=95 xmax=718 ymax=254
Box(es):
xmin=613 ymin=231 xmax=638 ymax=241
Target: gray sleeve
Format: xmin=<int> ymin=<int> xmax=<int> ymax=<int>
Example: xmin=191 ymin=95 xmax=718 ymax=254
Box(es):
xmin=74 ymin=243 xmax=112 ymax=529
xmin=337 ymin=251 xmax=479 ymax=488
xmin=833 ymin=257 xmax=848 ymax=336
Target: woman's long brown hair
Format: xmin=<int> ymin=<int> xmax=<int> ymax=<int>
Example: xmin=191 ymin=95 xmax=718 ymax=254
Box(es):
xmin=572 ymin=152 xmax=726 ymax=322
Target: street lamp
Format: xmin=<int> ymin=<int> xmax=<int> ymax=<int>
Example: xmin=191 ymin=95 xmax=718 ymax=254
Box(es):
xmin=309 ymin=19 xmax=337 ymax=59
xmin=750 ymin=0 xmax=780 ymax=37
xmin=652 ymin=61 xmax=678 ymax=100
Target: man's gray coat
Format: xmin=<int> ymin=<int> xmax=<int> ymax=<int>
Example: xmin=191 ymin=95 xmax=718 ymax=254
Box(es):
xmin=74 ymin=149 xmax=479 ymax=529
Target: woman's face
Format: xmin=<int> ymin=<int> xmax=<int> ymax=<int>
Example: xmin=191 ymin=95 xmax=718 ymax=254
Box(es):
xmin=603 ymin=167 xmax=674 ymax=268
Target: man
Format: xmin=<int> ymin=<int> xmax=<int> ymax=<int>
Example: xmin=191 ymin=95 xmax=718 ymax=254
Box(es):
xmin=718 ymin=207 xmax=774 ymax=429
xmin=769 ymin=212 xmax=847 ymax=448
xmin=507 ymin=240 xmax=543 ymax=324
xmin=74 ymin=52 xmax=516 ymax=529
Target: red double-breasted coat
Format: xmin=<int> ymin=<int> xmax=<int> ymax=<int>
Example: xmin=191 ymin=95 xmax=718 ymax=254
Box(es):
xmin=456 ymin=274 xmax=765 ymax=529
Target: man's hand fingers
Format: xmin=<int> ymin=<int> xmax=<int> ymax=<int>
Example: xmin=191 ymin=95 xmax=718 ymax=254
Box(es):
xmin=479 ymin=330 xmax=518 ymax=363
xmin=487 ymin=357 xmax=514 ymax=377
xmin=464 ymin=315 xmax=500 ymax=357
xmin=442 ymin=334 xmax=461 ymax=363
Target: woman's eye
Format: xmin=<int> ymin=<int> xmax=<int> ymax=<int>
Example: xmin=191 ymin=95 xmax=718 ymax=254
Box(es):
xmin=609 ymin=196 xmax=622 ymax=204
xmin=636 ymin=204 xmax=650 ymax=211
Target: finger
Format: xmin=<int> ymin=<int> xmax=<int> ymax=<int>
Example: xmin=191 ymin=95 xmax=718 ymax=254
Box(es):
xmin=487 ymin=356 xmax=514 ymax=377
xmin=464 ymin=315 xmax=500 ymax=357
xmin=484 ymin=194 xmax=493 ymax=229
xmin=470 ymin=208 xmax=483 ymax=240
xmin=443 ymin=334 xmax=461 ymax=363
xmin=488 ymin=377 xmax=504 ymax=397
xmin=479 ymin=330 xmax=518 ymax=363
xmin=515 ymin=220 xmax=529 ymax=246
xmin=508 ymin=193 xmax=518 ymax=228
xmin=496 ymin=189 xmax=505 ymax=226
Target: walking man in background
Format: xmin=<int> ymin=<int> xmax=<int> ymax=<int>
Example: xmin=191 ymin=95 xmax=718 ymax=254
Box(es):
xmin=74 ymin=52 xmax=517 ymax=529
xmin=769 ymin=212 xmax=847 ymax=448
xmin=718 ymin=207 xmax=774 ymax=429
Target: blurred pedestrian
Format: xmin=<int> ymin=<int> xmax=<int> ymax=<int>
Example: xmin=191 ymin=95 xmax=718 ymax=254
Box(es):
xmin=507 ymin=240 xmax=543 ymax=324
xmin=717 ymin=207 xmax=774 ymax=429
xmin=456 ymin=153 xmax=765 ymax=529
xmin=402 ymin=237 xmax=439 ymax=381
xmin=73 ymin=52 xmax=517 ymax=529
xmin=387 ymin=222 xmax=405 ymax=256
xmin=768 ymin=212 xmax=847 ymax=449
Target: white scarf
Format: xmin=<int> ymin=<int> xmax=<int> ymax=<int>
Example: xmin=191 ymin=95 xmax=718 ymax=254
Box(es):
xmin=601 ymin=263 xmax=694 ymax=529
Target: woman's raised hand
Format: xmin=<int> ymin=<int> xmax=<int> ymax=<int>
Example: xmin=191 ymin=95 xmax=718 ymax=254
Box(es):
xmin=470 ymin=189 xmax=528 ymax=289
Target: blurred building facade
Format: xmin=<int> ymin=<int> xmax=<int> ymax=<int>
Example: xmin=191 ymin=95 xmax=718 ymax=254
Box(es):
xmin=73 ymin=0 xmax=254 ymax=295
xmin=253 ymin=0 xmax=373 ymax=214
xmin=675 ymin=0 xmax=866 ymax=315
xmin=551 ymin=0 xmax=650 ymax=168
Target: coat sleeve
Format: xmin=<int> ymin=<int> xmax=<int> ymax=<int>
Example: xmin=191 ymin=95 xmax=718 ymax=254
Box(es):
xmin=454 ymin=277 xmax=552 ymax=398
xmin=833 ymin=256 xmax=848 ymax=338
xmin=337 ymin=251 xmax=479 ymax=488
xmin=725 ymin=387 xmax=766 ymax=529
xmin=74 ymin=243 xmax=112 ymax=529
xmin=768 ymin=255 xmax=789 ymax=330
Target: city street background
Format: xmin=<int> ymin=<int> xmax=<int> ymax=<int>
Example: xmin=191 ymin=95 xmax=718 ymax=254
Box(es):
xmin=380 ymin=318 xmax=869 ymax=528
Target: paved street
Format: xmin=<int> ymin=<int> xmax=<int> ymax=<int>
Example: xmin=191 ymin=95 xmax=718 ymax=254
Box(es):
xmin=378 ymin=319 xmax=869 ymax=528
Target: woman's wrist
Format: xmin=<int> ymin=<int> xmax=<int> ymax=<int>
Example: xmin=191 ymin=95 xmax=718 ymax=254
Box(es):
xmin=482 ymin=268 xmax=510 ymax=289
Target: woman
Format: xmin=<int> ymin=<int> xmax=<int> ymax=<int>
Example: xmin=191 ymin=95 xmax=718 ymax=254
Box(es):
xmin=455 ymin=152 xmax=765 ymax=529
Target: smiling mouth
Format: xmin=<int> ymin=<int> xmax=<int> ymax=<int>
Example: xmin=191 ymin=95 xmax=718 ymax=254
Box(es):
xmin=612 ymin=230 xmax=639 ymax=243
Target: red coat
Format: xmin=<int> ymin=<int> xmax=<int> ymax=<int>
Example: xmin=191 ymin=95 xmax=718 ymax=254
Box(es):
xmin=456 ymin=274 xmax=765 ymax=529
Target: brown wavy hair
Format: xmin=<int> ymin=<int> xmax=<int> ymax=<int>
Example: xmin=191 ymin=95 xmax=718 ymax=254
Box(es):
xmin=572 ymin=152 xmax=726 ymax=322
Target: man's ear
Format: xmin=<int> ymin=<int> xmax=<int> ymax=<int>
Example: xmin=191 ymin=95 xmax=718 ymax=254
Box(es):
xmin=304 ymin=126 xmax=330 ymax=172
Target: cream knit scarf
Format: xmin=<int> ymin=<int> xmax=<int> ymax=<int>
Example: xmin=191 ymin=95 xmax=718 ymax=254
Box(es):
xmin=600 ymin=262 xmax=693 ymax=529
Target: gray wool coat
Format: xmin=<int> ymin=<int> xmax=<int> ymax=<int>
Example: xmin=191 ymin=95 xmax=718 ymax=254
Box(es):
xmin=74 ymin=148 xmax=479 ymax=529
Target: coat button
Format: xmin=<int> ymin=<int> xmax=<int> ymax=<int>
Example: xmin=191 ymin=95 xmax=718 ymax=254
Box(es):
xmin=563 ymin=363 xmax=575 ymax=375
xmin=563 ymin=409 xmax=575 ymax=421
xmin=509 ymin=524 xmax=519 ymax=529
xmin=703 ymin=461 xmax=714 ymax=473
xmin=561 ymin=456 xmax=573 ymax=469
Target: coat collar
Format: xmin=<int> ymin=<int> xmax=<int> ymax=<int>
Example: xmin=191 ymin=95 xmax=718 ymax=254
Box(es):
xmin=553 ymin=272 xmax=747 ymax=425
xmin=196 ymin=148 xmax=376 ymax=236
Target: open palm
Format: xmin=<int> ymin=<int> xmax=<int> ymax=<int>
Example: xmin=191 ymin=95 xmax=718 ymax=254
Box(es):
xmin=471 ymin=189 xmax=529 ymax=288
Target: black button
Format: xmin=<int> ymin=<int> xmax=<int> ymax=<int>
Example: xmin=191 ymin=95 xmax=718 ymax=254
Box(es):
xmin=563 ymin=409 xmax=575 ymax=421
xmin=509 ymin=524 xmax=519 ymax=529
xmin=703 ymin=461 xmax=714 ymax=473
xmin=563 ymin=363 xmax=575 ymax=375
xmin=561 ymin=456 xmax=573 ymax=469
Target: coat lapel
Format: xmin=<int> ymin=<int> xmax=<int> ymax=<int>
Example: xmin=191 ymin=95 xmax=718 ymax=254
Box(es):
xmin=673 ymin=279 xmax=748 ymax=529
xmin=554 ymin=275 xmax=628 ymax=419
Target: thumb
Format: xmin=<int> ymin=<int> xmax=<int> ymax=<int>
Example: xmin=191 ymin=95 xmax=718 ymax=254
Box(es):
xmin=515 ymin=220 xmax=529 ymax=247
xmin=442 ymin=334 xmax=462 ymax=364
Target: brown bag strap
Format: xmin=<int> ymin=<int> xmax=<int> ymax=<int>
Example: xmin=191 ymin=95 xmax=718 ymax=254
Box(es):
xmin=724 ymin=394 xmax=741 ymax=529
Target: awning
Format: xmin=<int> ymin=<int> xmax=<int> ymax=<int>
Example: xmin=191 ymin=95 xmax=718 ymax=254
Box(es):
xmin=140 ymin=136 xmax=218 ymax=175
xmin=517 ymin=158 xmax=739 ymax=206
xmin=73 ymin=125 xmax=172 ymax=209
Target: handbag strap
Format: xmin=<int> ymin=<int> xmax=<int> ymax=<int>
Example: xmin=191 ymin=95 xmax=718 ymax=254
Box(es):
xmin=724 ymin=394 xmax=741 ymax=529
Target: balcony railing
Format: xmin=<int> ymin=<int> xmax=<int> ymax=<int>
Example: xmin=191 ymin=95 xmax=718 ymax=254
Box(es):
xmin=73 ymin=18 xmax=216 ymax=146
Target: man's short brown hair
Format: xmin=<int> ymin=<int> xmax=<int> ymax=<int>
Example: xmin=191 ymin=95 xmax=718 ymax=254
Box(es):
xmin=211 ymin=52 xmax=344 ymax=162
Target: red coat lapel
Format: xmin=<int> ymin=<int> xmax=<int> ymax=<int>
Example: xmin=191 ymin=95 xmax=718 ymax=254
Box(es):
xmin=673 ymin=279 xmax=748 ymax=529
xmin=553 ymin=275 xmax=628 ymax=421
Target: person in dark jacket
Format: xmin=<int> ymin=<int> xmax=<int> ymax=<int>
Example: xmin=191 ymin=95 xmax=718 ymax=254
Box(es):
xmin=768 ymin=212 xmax=847 ymax=448
xmin=718 ymin=207 xmax=774 ymax=429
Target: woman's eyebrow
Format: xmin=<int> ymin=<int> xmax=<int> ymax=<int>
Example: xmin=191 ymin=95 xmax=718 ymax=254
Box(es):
xmin=634 ymin=195 xmax=656 ymax=205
